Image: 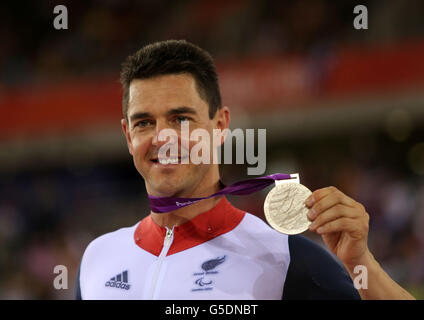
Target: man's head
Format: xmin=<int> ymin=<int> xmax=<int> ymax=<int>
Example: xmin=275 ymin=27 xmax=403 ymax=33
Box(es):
xmin=120 ymin=40 xmax=230 ymax=198
xmin=120 ymin=40 xmax=222 ymax=121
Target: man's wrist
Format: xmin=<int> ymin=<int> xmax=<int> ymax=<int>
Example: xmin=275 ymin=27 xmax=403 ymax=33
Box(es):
xmin=344 ymin=249 xmax=377 ymax=277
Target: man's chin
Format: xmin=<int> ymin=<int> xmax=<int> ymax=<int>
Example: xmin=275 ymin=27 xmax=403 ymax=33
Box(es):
xmin=146 ymin=181 xmax=184 ymax=198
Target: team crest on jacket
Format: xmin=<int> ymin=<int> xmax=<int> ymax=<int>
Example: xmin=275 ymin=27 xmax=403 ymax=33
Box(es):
xmin=192 ymin=256 xmax=226 ymax=291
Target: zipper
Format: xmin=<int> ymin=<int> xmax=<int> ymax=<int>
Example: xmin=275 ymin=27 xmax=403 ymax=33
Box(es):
xmin=148 ymin=227 xmax=174 ymax=299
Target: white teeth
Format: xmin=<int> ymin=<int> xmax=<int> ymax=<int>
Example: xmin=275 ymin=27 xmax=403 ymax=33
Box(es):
xmin=158 ymin=158 xmax=179 ymax=165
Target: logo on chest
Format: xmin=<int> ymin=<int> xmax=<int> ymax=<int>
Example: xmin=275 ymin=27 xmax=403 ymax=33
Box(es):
xmin=105 ymin=270 xmax=131 ymax=290
xmin=191 ymin=256 xmax=226 ymax=292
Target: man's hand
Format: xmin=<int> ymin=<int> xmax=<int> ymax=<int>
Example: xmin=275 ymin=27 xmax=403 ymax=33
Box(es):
xmin=305 ymin=186 xmax=370 ymax=269
xmin=305 ymin=186 xmax=415 ymax=299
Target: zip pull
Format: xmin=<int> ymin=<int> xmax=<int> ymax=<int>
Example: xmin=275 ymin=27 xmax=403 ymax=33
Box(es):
xmin=163 ymin=227 xmax=174 ymax=247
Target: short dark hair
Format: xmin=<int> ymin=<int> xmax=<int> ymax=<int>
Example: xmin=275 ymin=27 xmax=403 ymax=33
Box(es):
xmin=120 ymin=40 xmax=222 ymax=120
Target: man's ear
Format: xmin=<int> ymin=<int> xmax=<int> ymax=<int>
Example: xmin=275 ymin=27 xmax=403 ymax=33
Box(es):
xmin=213 ymin=106 xmax=230 ymax=147
xmin=121 ymin=118 xmax=134 ymax=156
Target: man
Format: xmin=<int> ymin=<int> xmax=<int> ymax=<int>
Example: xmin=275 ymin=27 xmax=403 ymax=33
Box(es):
xmin=76 ymin=40 xmax=414 ymax=300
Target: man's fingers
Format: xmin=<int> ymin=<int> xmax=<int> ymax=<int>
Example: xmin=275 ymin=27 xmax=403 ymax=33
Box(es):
xmin=304 ymin=186 xmax=369 ymax=238
xmin=308 ymin=204 xmax=356 ymax=231
xmin=305 ymin=186 xmax=357 ymax=210
xmin=307 ymin=189 xmax=360 ymax=221
xmin=314 ymin=217 xmax=360 ymax=236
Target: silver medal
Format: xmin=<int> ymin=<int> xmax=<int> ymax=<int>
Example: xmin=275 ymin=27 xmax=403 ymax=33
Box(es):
xmin=264 ymin=182 xmax=312 ymax=235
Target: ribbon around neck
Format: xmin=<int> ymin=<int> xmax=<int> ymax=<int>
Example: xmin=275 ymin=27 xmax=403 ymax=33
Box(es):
xmin=148 ymin=173 xmax=294 ymax=213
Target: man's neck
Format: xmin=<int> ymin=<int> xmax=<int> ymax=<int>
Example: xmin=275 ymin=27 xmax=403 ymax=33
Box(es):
xmin=150 ymin=179 xmax=222 ymax=229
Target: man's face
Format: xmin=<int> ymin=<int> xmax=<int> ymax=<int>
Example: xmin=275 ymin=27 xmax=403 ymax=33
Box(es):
xmin=121 ymin=73 xmax=228 ymax=197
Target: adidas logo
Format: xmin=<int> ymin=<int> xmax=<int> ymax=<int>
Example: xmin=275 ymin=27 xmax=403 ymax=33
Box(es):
xmin=105 ymin=270 xmax=131 ymax=290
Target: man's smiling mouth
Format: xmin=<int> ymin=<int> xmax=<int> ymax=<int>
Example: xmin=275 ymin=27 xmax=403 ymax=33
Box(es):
xmin=150 ymin=156 xmax=189 ymax=165
xmin=158 ymin=157 xmax=179 ymax=165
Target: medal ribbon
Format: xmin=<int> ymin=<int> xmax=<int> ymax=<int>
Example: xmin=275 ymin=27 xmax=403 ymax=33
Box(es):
xmin=148 ymin=173 xmax=293 ymax=213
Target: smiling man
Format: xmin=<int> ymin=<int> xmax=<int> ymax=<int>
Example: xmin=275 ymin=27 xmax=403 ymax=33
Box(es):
xmin=121 ymin=70 xmax=229 ymax=227
xmin=125 ymin=75 xmax=214 ymax=196
xmin=75 ymin=40 xmax=415 ymax=300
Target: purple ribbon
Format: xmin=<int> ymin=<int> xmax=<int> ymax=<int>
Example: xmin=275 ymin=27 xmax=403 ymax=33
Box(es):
xmin=148 ymin=173 xmax=293 ymax=213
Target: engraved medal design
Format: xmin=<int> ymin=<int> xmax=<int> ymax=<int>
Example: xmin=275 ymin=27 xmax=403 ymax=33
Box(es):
xmin=264 ymin=183 xmax=312 ymax=235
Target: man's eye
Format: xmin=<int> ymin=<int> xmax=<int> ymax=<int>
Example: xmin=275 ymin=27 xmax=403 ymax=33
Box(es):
xmin=135 ymin=120 xmax=151 ymax=128
xmin=176 ymin=116 xmax=190 ymax=123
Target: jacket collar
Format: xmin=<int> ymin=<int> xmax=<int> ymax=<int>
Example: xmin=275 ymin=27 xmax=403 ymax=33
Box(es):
xmin=134 ymin=196 xmax=245 ymax=256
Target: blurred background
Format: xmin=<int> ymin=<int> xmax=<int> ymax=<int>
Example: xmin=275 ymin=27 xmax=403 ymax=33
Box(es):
xmin=1 ymin=0 xmax=424 ymax=299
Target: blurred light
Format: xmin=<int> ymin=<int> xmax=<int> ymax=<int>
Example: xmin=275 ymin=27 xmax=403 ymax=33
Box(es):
xmin=384 ymin=109 xmax=413 ymax=142
xmin=408 ymin=143 xmax=424 ymax=175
